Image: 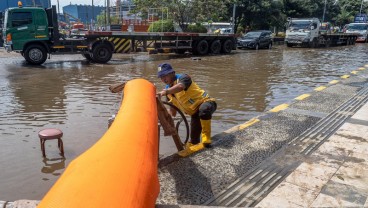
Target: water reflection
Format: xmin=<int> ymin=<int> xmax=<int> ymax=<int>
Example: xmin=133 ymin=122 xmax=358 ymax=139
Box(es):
xmin=41 ymin=157 xmax=66 ymax=176
xmin=0 ymin=44 xmax=368 ymax=200
xmin=6 ymin=66 xmax=67 ymax=124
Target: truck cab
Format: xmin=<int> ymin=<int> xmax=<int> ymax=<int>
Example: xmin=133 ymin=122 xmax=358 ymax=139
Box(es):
xmin=285 ymin=18 xmax=320 ymax=47
xmin=3 ymin=7 xmax=49 ymax=52
xmin=345 ymin=23 xmax=368 ymax=42
xmin=2 ymin=4 xmax=114 ymax=65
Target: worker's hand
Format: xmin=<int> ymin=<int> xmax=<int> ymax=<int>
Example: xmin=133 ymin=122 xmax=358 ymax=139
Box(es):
xmin=157 ymin=89 xmax=168 ymax=97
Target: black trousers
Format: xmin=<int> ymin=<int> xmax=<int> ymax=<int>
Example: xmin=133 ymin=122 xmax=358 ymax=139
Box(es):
xmin=190 ymin=101 xmax=217 ymax=144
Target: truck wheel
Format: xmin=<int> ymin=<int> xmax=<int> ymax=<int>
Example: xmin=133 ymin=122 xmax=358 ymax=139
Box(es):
xmin=82 ymin=53 xmax=93 ymax=61
xmin=195 ymin=40 xmax=209 ymax=55
xmin=268 ymin=43 xmax=272 ymax=49
xmin=325 ymin=38 xmax=331 ymax=47
xmin=210 ymin=40 xmax=221 ymax=54
xmin=221 ymin=39 xmax=233 ymax=53
xmin=24 ymin=44 xmax=47 ymax=65
xmin=92 ymin=43 xmax=113 ymax=63
xmin=309 ymin=38 xmax=318 ymax=48
xmin=286 ymin=43 xmax=293 ymax=47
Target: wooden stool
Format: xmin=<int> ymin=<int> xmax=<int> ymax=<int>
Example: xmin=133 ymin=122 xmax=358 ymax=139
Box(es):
xmin=38 ymin=128 xmax=64 ymax=157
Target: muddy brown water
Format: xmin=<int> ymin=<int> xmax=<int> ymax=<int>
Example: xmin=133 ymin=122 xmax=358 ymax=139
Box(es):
xmin=0 ymin=44 xmax=367 ymax=201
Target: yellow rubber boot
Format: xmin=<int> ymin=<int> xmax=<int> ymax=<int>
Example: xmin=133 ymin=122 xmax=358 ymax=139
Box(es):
xmin=178 ymin=143 xmax=204 ymax=157
xmin=200 ymin=119 xmax=212 ymax=147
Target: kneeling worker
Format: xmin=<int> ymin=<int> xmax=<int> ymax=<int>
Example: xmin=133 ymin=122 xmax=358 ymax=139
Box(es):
xmin=157 ymin=63 xmax=217 ymax=156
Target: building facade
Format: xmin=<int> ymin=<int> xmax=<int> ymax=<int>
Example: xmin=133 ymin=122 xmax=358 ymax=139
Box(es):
xmin=0 ymin=0 xmax=51 ymax=12
xmin=63 ymin=4 xmax=104 ymax=25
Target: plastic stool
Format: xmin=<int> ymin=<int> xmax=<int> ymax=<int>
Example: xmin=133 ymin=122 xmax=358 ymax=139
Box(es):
xmin=38 ymin=128 xmax=64 ymax=157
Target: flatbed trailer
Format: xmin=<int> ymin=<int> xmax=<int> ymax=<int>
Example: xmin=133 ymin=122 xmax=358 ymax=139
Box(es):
xmin=285 ymin=18 xmax=358 ymax=48
xmin=286 ymin=32 xmax=358 ymax=48
xmin=315 ymin=33 xmax=358 ymax=47
xmin=85 ymin=31 xmax=237 ymax=55
xmin=2 ymin=5 xmax=236 ymax=65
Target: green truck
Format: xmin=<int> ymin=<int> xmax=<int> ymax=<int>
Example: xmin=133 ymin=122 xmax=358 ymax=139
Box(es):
xmin=2 ymin=5 xmax=114 ymax=65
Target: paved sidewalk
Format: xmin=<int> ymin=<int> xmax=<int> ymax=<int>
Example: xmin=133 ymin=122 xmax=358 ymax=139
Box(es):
xmin=257 ymin=102 xmax=368 ymax=207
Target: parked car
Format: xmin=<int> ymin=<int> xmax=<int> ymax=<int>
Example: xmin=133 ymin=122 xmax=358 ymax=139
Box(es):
xmin=237 ymin=30 xmax=273 ymax=50
xmin=214 ymin=28 xmax=233 ymax=34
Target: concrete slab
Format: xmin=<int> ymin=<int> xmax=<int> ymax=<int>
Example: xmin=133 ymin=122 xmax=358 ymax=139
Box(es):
xmin=311 ymin=193 xmax=362 ymax=207
xmin=331 ymin=158 xmax=368 ymax=193
xmin=285 ymin=162 xmax=338 ymax=192
xmin=256 ymin=182 xmax=317 ymax=207
xmin=328 ymin=133 xmax=368 ymax=155
xmin=350 ymin=102 xmax=368 ymax=121
xmin=320 ymin=180 xmax=367 ymax=205
xmin=13 ymin=200 xmax=39 ymax=208
xmin=304 ymin=148 xmax=345 ymax=169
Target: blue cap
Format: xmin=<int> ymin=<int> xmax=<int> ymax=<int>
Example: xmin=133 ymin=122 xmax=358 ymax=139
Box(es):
xmin=157 ymin=63 xmax=175 ymax=78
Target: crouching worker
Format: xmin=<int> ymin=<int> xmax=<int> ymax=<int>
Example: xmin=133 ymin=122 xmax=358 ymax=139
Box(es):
xmin=157 ymin=63 xmax=217 ymax=156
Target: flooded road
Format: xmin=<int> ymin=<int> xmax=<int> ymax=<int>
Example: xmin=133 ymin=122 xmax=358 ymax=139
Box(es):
xmin=1 ymin=44 xmax=368 ymax=201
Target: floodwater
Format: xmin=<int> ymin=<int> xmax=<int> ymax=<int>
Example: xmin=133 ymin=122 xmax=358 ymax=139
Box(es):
xmin=1 ymin=44 xmax=368 ymax=201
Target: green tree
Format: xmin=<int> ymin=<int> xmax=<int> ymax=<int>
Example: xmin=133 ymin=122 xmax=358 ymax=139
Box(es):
xmin=233 ymin=0 xmax=284 ymax=33
xmin=96 ymin=11 xmax=120 ymax=27
xmin=148 ymin=20 xmax=175 ymax=32
xmin=132 ymin=0 xmax=233 ymax=31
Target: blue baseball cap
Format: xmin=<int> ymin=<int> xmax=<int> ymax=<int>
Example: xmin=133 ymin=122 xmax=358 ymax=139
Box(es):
xmin=157 ymin=63 xmax=175 ymax=78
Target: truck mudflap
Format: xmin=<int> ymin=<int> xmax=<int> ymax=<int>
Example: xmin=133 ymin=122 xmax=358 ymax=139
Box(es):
xmin=4 ymin=44 xmax=13 ymax=52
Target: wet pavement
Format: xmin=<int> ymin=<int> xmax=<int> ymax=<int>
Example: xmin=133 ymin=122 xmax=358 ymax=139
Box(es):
xmin=156 ymin=64 xmax=368 ymax=206
xmin=257 ymin=102 xmax=368 ymax=207
xmin=1 ymin=44 xmax=368 ymax=202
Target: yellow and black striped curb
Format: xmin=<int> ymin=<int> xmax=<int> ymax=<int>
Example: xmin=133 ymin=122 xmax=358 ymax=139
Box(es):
xmin=147 ymin=48 xmax=172 ymax=54
xmin=108 ymin=37 xmax=131 ymax=53
xmin=226 ymin=65 xmax=367 ymax=132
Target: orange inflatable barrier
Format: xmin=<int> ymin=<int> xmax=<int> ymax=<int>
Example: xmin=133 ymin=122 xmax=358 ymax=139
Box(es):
xmin=38 ymin=79 xmax=159 ymax=208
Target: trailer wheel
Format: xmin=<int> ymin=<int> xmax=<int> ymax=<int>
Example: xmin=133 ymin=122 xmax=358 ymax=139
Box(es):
xmin=210 ymin=40 xmax=221 ymax=54
xmin=346 ymin=38 xmax=351 ymax=45
xmin=24 ymin=44 xmax=47 ymax=65
xmin=350 ymin=38 xmax=355 ymax=45
xmin=92 ymin=43 xmax=113 ymax=63
xmin=195 ymin=40 xmax=209 ymax=55
xmin=221 ymin=39 xmax=233 ymax=53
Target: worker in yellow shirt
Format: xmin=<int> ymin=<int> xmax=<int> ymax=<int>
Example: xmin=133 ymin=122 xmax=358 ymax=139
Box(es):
xmin=157 ymin=63 xmax=217 ymax=156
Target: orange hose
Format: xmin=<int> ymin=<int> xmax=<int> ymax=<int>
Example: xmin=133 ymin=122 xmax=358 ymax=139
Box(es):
xmin=38 ymin=79 xmax=159 ymax=208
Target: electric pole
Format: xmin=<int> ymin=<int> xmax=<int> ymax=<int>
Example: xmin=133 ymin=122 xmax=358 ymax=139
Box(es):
xmin=91 ymin=0 xmax=95 ymax=30
xmin=57 ymin=0 xmax=60 ymax=14
xmin=360 ymin=0 xmax=364 ymax=15
xmin=107 ymin=0 xmax=110 ymax=29
xmin=322 ymin=0 xmax=327 ymax=22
